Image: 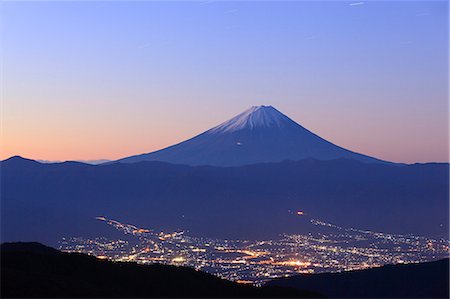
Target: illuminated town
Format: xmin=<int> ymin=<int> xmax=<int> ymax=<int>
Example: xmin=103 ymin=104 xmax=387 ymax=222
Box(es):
xmin=59 ymin=216 xmax=450 ymax=286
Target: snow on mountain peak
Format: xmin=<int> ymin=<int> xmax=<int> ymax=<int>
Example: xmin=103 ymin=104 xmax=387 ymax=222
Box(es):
xmin=208 ymin=105 xmax=296 ymax=134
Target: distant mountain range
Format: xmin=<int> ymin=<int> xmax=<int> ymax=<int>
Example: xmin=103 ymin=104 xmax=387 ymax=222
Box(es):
xmin=1 ymin=156 xmax=447 ymax=245
xmin=38 ymin=159 xmax=111 ymax=165
xmin=118 ymin=105 xmax=389 ymax=166
xmin=267 ymin=258 xmax=449 ymax=298
xmin=1 ymin=242 xmax=319 ymax=298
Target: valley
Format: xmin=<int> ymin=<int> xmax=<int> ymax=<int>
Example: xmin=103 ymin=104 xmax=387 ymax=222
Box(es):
xmin=58 ymin=216 xmax=450 ymax=286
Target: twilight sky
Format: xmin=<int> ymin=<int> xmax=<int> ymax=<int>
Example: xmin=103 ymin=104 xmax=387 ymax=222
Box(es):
xmin=2 ymin=1 xmax=448 ymax=163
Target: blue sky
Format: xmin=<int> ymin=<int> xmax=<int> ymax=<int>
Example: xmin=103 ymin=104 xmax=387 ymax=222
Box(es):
xmin=2 ymin=1 xmax=448 ymax=163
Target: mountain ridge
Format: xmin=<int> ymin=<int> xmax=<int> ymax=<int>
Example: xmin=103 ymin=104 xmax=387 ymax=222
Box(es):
xmin=267 ymin=258 xmax=449 ymax=298
xmin=1 ymin=156 xmax=447 ymax=245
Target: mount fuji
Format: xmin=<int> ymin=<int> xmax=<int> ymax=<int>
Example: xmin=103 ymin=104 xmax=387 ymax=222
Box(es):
xmin=118 ymin=105 xmax=388 ymax=166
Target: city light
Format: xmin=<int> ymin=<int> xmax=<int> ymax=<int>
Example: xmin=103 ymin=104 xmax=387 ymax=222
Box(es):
xmin=59 ymin=217 xmax=450 ymax=286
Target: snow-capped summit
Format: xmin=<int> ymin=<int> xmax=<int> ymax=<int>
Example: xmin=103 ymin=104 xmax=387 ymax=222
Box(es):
xmin=208 ymin=105 xmax=294 ymax=133
xmin=208 ymin=106 xmax=295 ymax=133
xmin=117 ymin=105 xmax=388 ymax=166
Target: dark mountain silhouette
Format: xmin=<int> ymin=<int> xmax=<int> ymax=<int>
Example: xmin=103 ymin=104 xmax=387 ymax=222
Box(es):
xmin=1 ymin=156 xmax=447 ymax=245
xmin=118 ymin=105 xmax=389 ymax=166
xmin=267 ymin=259 xmax=449 ymax=298
xmin=1 ymin=242 xmax=321 ymax=298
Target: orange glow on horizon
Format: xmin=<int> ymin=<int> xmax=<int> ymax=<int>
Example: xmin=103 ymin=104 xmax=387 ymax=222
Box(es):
xmin=1 ymin=104 xmax=448 ymax=164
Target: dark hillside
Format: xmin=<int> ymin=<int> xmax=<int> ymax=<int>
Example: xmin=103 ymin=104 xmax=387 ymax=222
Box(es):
xmin=1 ymin=242 xmax=321 ymax=298
xmin=267 ymin=258 xmax=449 ymax=298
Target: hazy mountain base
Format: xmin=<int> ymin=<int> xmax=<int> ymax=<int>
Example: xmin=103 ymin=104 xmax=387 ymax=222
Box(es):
xmin=1 ymin=242 xmax=322 ymax=298
xmin=1 ymin=156 xmax=448 ymax=246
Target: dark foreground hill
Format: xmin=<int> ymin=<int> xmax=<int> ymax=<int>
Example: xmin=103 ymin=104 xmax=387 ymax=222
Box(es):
xmin=1 ymin=156 xmax=448 ymax=245
xmin=267 ymin=259 xmax=449 ymax=298
xmin=1 ymin=242 xmax=321 ymax=298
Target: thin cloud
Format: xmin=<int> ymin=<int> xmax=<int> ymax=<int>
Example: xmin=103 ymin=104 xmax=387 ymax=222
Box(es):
xmin=138 ymin=43 xmax=151 ymax=49
xmin=224 ymin=9 xmax=238 ymax=14
xmin=349 ymin=2 xmax=365 ymax=6
xmin=199 ymin=0 xmax=214 ymax=5
xmin=305 ymin=35 xmax=318 ymax=41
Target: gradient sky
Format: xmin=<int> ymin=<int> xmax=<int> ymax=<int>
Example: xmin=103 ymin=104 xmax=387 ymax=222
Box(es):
xmin=2 ymin=1 xmax=448 ymax=163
